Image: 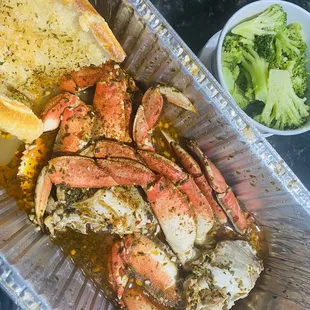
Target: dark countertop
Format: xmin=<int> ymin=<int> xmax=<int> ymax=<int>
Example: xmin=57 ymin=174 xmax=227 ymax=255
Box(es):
xmin=150 ymin=0 xmax=310 ymax=191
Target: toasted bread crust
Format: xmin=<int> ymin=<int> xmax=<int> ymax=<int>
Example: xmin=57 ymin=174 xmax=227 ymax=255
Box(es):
xmin=68 ymin=0 xmax=126 ymax=62
xmin=0 ymin=96 xmax=43 ymax=143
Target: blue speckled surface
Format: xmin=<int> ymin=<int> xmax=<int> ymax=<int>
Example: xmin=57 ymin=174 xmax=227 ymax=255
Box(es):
xmin=1 ymin=0 xmax=310 ymax=308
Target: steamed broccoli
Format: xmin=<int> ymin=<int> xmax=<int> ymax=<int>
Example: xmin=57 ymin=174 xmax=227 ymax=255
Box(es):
xmin=273 ymin=22 xmax=308 ymax=97
xmin=221 ymin=5 xmax=309 ymax=130
xmin=275 ymin=23 xmax=306 ymax=64
xmin=255 ymin=69 xmax=309 ymax=129
xmin=222 ymin=34 xmax=243 ymax=73
xmin=232 ymin=84 xmax=253 ymax=109
xmin=231 ymin=4 xmax=286 ymax=40
xmin=291 ymin=59 xmax=308 ymax=97
xmin=223 ymin=66 xmax=253 ymax=109
xmin=282 ymin=58 xmax=308 ymax=97
xmin=254 ymin=35 xmax=276 ymax=62
xmin=222 ymin=34 xmax=255 ymax=108
xmin=240 ymin=46 xmax=269 ymax=103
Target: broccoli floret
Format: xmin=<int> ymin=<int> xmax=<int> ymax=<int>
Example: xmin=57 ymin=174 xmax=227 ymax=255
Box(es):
xmin=275 ymin=23 xmax=307 ymax=64
xmin=222 ymin=66 xmax=238 ymax=92
xmin=273 ymin=23 xmax=308 ymax=96
xmin=232 ymin=84 xmax=251 ymax=109
xmin=236 ymin=67 xmax=255 ymax=100
xmin=240 ymin=46 xmax=269 ymax=103
xmin=222 ymin=34 xmax=243 ymax=71
xmin=255 ymin=69 xmax=309 ymax=129
xmin=282 ymin=59 xmax=308 ymax=97
xmin=232 ymin=5 xmax=286 ymax=40
xmin=222 ymin=36 xmax=256 ymax=109
xmin=254 ymin=35 xmax=276 ymax=62
xmin=222 ymin=66 xmax=249 ymax=109
xmin=291 ymin=59 xmax=308 ymax=97
xmin=287 ymin=22 xmax=307 ymax=51
xmin=223 ymin=66 xmax=255 ymax=110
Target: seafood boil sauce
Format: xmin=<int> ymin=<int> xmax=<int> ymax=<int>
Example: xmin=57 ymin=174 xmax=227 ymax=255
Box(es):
xmin=0 ymin=81 xmax=267 ymax=309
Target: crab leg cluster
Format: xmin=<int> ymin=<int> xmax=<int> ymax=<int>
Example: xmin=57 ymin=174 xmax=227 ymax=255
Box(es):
xmin=28 ymin=63 xmax=260 ymax=309
xmin=186 ymin=139 xmax=249 ymax=234
xmin=138 ymin=150 xmax=213 ymax=246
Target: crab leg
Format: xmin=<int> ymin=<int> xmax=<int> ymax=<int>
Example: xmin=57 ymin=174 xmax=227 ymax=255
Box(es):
xmin=97 ymin=158 xmax=156 ymax=185
xmin=93 ymin=79 xmax=131 ymax=142
xmin=161 ymin=131 xmax=227 ymax=224
xmin=138 ymin=150 xmax=214 ymax=245
xmin=59 ymin=63 xmax=137 ymax=94
xmin=35 ymin=166 xmax=52 ymax=226
xmin=146 ymin=177 xmax=196 ymax=264
xmin=35 ymin=156 xmax=156 ymax=227
xmin=50 ymin=157 xmax=156 ymax=187
xmin=137 ymin=150 xmax=187 ymax=184
xmin=48 ymin=157 xmax=118 ymax=187
xmin=187 ymin=139 xmax=249 ymax=234
xmin=108 ymin=241 xmax=129 ymax=302
xmin=59 ymin=66 xmax=105 ymax=93
xmin=187 ymin=140 xmax=228 ymax=194
xmin=81 ymin=140 xmax=142 ymax=162
xmin=123 ymin=287 xmax=161 ymax=310
xmin=133 ymin=86 xmax=198 ymax=150
xmin=122 ymin=233 xmax=181 ymax=307
xmin=178 ymin=177 xmax=214 ymax=245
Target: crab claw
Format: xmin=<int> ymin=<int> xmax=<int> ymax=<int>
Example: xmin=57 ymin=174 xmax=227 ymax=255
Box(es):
xmin=161 ymin=131 xmax=227 ymax=224
xmin=133 ymin=86 xmax=197 ymax=150
xmin=157 ymin=85 xmax=198 ymax=115
xmin=217 ymin=189 xmax=248 ymax=234
xmin=123 ymin=233 xmax=181 ymax=307
xmin=35 ymin=156 xmax=156 ymax=227
xmin=146 ymin=177 xmax=196 ymax=264
xmin=42 ymin=93 xmax=93 ymax=154
xmin=133 ymin=88 xmax=163 ymax=151
xmin=41 ymin=92 xmax=81 ymax=132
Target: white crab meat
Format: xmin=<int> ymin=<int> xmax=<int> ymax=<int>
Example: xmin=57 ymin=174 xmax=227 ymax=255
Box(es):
xmin=44 ymin=186 xmax=158 ymax=236
xmin=184 ymin=240 xmax=263 ymax=310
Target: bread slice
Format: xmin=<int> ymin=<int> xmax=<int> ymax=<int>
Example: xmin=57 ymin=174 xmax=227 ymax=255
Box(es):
xmin=0 ymin=0 xmax=125 ymax=101
xmin=0 ymin=0 xmax=125 ymax=143
xmin=0 ymin=95 xmax=43 ymax=144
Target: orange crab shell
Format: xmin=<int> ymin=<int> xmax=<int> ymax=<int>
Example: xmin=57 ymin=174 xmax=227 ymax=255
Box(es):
xmin=18 ymin=133 xmax=55 ymax=212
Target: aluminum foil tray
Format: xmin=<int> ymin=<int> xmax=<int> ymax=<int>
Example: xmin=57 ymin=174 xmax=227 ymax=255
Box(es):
xmin=1 ymin=0 xmax=310 ymax=309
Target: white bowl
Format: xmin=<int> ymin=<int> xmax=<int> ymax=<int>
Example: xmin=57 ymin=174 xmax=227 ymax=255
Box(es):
xmin=215 ymin=0 xmax=310 ymax=136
